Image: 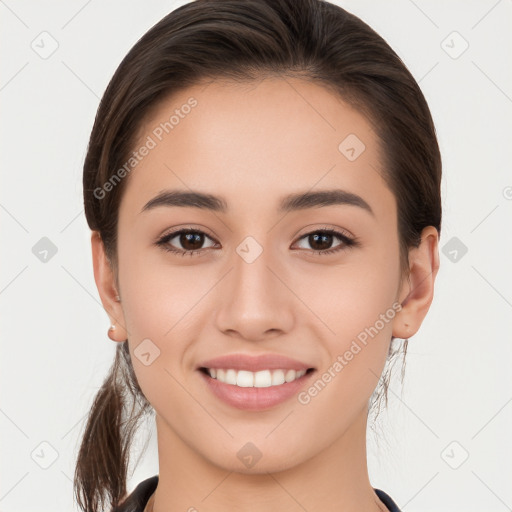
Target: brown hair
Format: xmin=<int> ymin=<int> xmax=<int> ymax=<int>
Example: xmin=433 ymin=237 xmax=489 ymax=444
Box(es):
xmin=76 ymin=0 xmax=442 ymax=510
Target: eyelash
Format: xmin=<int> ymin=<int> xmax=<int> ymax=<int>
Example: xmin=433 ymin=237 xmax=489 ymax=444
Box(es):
xmin=155 ymin=227 xmax=359 ymax=257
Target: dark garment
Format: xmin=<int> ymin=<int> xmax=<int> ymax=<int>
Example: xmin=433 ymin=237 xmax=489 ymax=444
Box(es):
xmin=374 ymin=488 xmax=402 ymax=512
xmin=113 ymin=475 xmax=402 ymax=512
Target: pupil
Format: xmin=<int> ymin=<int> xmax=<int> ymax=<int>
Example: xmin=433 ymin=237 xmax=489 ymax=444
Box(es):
xmin=310 ymin=233 xmax=332 ymax=250
xmin=181 ymin=232 xmax=203 ymax=250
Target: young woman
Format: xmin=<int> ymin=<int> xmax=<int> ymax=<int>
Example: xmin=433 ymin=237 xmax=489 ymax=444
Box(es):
xmin=75 ymin=0 xmax=441 ymax=511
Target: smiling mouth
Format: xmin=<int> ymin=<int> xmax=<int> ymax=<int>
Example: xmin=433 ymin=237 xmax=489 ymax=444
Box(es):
xmin=199 ymin=367 xmax=315 ymax=388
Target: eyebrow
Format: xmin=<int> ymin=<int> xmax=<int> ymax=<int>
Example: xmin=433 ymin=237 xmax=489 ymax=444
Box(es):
xmin=140 ymin=188 xmax=374 ymax=216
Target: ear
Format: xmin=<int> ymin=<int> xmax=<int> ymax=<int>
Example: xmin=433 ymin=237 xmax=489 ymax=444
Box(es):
xmin=91 ymin=231 xmax=128 ymax=342
xmin=392 ymin=226 xmax=440 ymax=339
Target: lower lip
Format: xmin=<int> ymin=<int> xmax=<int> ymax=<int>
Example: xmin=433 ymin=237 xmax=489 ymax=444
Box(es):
xmin=199 ymin=370 xmax=315 ymax=411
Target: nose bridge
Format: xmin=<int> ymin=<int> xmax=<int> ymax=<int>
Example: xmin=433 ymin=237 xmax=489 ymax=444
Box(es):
xmin=234 ymin=236 xmax=273 ymax=295
xmin=214 ymin=234 xmax=294 ymax=339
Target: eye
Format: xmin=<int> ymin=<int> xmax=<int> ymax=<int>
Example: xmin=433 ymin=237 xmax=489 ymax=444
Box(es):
xmin=156 ymin=227 xmax=358 ymax=257
xmin=156 ymin=228 xmax=218 ymax=256
xmin=293 ymin=228 xmax=358 ymax=255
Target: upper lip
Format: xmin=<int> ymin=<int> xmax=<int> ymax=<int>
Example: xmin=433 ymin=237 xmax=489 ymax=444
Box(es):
xmin=198 ymin=353 xmax=315 ymax=372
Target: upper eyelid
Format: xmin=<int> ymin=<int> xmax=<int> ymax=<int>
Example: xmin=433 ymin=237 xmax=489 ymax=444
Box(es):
xmin=156 ymin=226 xmax=216 ymax=246
xmin=294 ymin=224 xmax=354 ymax=240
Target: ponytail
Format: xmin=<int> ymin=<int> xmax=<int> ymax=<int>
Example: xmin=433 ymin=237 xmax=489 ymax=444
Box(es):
xmin=74 ymin=342 xmax=152 ymax=512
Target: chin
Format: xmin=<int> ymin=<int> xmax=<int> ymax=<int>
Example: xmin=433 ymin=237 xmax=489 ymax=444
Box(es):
xmin=205 ymin=444 xmax=307 ymax=475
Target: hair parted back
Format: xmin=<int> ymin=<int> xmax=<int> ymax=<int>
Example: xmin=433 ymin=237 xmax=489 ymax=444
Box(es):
xmin=76 ymin=0 xmax=441 ymax=510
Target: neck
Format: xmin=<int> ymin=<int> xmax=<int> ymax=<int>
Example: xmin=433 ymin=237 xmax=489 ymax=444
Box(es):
xmin=151 ymin=408 xmax=387 ymax=512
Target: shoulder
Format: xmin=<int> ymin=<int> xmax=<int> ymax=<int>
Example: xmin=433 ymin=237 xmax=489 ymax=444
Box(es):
xmin=112 ymin=476 xmax=159 ymax=512
xmin=373 ymin=488 xmax=402 ymax=512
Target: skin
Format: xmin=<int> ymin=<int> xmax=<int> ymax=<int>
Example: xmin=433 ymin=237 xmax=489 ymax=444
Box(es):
xmin=92 ymin=77 xmax=439 ymax=512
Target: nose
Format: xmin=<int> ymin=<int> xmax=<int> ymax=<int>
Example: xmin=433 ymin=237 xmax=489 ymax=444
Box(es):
xmin=215 ymin=241 xmax=295 ymax=341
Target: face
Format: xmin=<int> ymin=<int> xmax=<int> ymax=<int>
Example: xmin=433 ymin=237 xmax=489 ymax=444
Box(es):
xmin=97 ymin=77 xmax=433 ymax=474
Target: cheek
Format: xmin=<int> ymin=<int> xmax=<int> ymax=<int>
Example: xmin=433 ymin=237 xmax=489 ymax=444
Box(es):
xmin=117 ymin=235 xmax=209 ymax=338
xmin=116 ymin=238 xmax=230 ymax=404
xmin=303 ymin=238 xmax=401 ymax=391
xmin=309 ymin=251 xmax=400 ymax=341
xmin=296 ymin=260 xmax=400 ymax=429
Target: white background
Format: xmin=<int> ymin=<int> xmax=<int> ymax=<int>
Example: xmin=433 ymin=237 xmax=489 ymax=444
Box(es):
xmin=1 ymin=1 xmax=511 ymax=511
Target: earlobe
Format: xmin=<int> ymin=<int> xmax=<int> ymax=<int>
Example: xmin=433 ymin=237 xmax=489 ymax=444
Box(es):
xmin=392 ymin=226 xmax=440 ymax=339
xmin=91 ymin=231 xmax=128 ymax=342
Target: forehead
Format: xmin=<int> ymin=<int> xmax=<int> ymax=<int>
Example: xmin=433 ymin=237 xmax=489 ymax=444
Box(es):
xmin=119 ymin=77 xmax=393 ymax=221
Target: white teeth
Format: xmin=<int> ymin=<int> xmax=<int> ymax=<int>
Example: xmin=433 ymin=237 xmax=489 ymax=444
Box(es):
xmin=225 ymin=369 xmax=237 ymax=385
xmin=237 ymin=370 xmax=254 ymax=387
xmin=206 ymin=368 xmax=309 ymax=387
xmin=285 ymin=369 xmax=296 ymax=382
xmin=254 ymin=370 xmax=271 ymax=387
xmin=271 ymin=369 xmax=285 ymax=386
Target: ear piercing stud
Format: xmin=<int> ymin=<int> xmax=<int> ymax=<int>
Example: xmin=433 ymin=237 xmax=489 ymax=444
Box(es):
xmin=108 ymin=324 xmax=117 ymax=341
